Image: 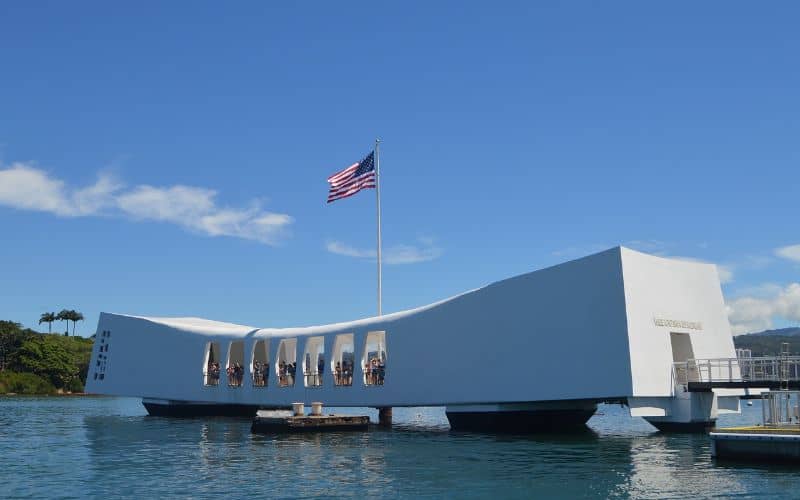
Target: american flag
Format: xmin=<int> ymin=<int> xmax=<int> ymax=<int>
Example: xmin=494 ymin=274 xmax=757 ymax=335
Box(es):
xmin=326 ymin=151 xmax=376 ymax=203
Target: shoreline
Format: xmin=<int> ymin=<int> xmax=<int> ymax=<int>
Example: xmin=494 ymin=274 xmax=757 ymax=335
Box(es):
xmin=2 ymin=392 xmax=105 ymax=397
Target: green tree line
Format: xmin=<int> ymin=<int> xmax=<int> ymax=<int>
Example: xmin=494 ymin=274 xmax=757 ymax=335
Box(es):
xmin=38 ymin=309 xmax=84 ymax=336
xmin=0 ymin=320 xmax=93 ymax=394
xmin=733 ymin=335 xmax=800 ymax=357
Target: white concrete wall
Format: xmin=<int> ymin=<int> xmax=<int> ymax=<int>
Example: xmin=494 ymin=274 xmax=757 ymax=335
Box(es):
xmin=620 ymin=248 xmax=737 ymax=397
xmin=86 ymin=248 xmax=636 ymax=406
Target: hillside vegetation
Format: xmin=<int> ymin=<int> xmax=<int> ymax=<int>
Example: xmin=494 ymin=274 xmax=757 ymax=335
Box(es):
xmin=0 ymin=320 xmax=93 ymax=394
xmin=733 ymin=335 xmax=800 ymax=357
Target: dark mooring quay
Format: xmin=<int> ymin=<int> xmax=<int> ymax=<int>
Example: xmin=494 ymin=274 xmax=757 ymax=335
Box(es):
xmin=251 ymin=403 xmax=373 ymax=433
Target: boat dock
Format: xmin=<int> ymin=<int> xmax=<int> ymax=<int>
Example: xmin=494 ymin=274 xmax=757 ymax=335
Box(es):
xmin=251 ymin=403 xmax=370 ymax=434
xmin=711 ymin=391 xmax=800 ymax=461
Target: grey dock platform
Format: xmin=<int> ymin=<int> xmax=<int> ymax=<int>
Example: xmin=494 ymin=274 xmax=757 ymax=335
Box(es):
xmin=251 ymin=413 xmax=370 ymax=433
xmin=710 ymin=426 xmax=800 ymax=462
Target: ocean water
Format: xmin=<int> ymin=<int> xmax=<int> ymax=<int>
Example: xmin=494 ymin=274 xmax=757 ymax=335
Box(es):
xmin=0 ymin=397 xmax=798 ymax=499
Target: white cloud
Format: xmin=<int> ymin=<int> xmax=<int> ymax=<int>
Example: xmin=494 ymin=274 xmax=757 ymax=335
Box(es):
xmin=776 ymin=244 xmax=800 ymax=263
xmin=0 ymin=163 xmax=122 ymax=217
xmin=326 ymin=241 xmax=375 ymax=259
xmin=72 ymin=172 xmax=123 ymax=215
xmin=0 ymin=162 xmax=72 ymax=215
xmin=384 ymin=243 xmax=443 ymax=264
xmin=0 ymin=161 xmax=292 ymax=245
xmin=326 ymin=238 xmax=443 ymax=265
xmin=117 ymin=185 xmax=216 ymax=222
xmin=727 ymin=283 xmax=800 ymax=335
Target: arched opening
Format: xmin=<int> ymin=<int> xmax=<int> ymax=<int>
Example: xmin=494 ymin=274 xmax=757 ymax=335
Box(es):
xmin=251 ymin=339 xmax=270 ymax=388
xmin=303 ymin=336 xmax=325 ymax=387
xmin=203 ymin=342 xmax=221 ymax=386
xmin=226 ymin=341 xmax=245 ymax=388
xmin=362 ymin=331 xmax=386 ymax=386
xmin=276 ymin=338 xmax=297 ymax=387
xmin=332 ymin=333 xmax=354 ymax=386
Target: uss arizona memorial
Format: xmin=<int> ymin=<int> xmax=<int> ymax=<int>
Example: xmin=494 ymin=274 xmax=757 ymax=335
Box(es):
xmin=85 ymin=247 xmax=744 ymax=431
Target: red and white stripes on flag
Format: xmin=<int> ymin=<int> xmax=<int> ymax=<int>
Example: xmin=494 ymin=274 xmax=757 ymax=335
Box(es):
xmin=326 ymin=151 xmax=376 ymax=203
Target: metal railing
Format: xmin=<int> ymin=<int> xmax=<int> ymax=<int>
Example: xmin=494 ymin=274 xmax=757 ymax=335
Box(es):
xmin=673 ymin=356 xmax=800 ymax=386
xmin=203 ymin=370 xmax=220 ymax=386
xmin=364 ymin=366 xmax=386 ymax=386
xmin=252 ymin=371 xmax=268 ymax=387
xmin=334 ymin=370 xmax=354 ymax=386
xmin=304 ymin=371 xmax=322 ymax=387
xmin=277 ymin=372 xmax=295 ymax=387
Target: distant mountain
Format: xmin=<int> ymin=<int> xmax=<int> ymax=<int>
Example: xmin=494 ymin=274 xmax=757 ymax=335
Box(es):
xmin=733 ymin=327 xmax=800 ymax=356
xmin=739 ymin=327 xmax=800 ymax=337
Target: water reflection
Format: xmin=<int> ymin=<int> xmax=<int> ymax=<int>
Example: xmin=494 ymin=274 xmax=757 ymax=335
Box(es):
xmin=1 ymin=398 xmax=798 ymax=498
xmin=77 ymin=404 xmax=776 ymax=498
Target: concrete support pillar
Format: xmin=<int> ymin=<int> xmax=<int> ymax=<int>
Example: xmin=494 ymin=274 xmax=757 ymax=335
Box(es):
xmin=377 ymin=406 xmax=392 ymax=427
xmin=636 ymin=392 xmax=720 ymax=432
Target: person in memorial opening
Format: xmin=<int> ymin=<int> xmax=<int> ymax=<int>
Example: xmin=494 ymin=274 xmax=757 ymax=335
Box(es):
xmin=364 ymin=360 xmax=371 ymax=385
xmin=371 ymin=358 xmax=379 ymax=385
xmin=263 ymin=362 xmax=269 ymax=386
xmin=335 ymin=362 xmax=342 ymax=385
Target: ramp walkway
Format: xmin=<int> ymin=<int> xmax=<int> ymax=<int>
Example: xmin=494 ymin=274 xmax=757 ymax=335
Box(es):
xmin=675 ymin=356 xmax=800 ymax=391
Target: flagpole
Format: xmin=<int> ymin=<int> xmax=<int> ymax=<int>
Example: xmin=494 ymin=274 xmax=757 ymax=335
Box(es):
xmin=375 ymin=138 xmax=382 ymax=316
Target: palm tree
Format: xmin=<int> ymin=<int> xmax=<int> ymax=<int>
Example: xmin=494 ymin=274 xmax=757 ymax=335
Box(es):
xmin=38 ymin=312 xmax=56 ymax=333
xmin=71 ymin=311 xmax=84 ymax=336
xmin=57 ymin=309 xmax=70 ymax=336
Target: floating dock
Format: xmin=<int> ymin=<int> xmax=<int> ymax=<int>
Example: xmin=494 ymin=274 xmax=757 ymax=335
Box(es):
xmin=711 ymin=390 xmax=800 ymax=461
xmin=710 ymin=427 xmax=800 ymax=461
xmin=251 ymin=404 xmax=370 ymax=433
xmin=251 ymin=414 xmax=370 ymax=433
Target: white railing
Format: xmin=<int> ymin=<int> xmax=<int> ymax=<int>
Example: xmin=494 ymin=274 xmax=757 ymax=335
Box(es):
xmin=673 ymin=356 xmax=800 ymax=386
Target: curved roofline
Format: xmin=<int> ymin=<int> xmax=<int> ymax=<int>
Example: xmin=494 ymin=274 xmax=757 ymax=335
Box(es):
xmin=101 ymin=246 xmax=720 ymax=337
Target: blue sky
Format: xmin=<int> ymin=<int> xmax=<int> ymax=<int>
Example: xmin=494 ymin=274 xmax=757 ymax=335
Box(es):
xmin=1 ymin=1 xmax=798 ymax=336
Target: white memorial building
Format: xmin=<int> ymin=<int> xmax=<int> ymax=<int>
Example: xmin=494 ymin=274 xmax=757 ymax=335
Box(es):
xmin=85 ymin=247 xmax=742 ymax=431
